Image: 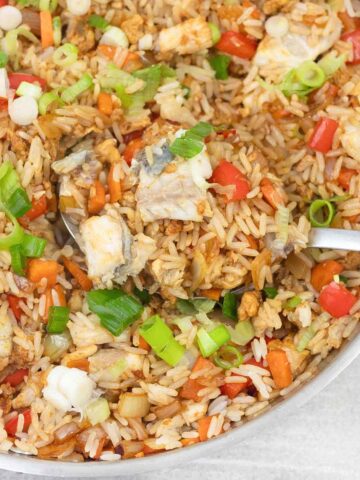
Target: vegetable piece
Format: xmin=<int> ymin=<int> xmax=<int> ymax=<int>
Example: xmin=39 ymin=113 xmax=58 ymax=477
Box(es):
xmin=118 ymin=393 xmax=149 ymax=418
xmin=139 ymin=315 xmax=184 ymax=366
xmin=0 ymin=212 xmax=24 ymax=250
xmin=263 ymin=286 xmax=278 ymax=299
xmin=216 ymin=31 xmax=257 ymax=59
xmin=285 ymin=295 xmax=302 ymax=309
xmin=61 ymin=73 xmax=93 ymax=104
xmin=200 ymin=288 xmax=221 ymax=301
xmin=266 ymin=349 xmax=292 ymax=389
xmin=40 ymin=10 xmax=54 ymax=49
xmin=0 ymin=5 xmax=22 ymax=31
xmin=311 ymin=260 xmax=343 ymax=292
xmin=308 ymin=199 xmax=335 ymax=228
xmin=10 ymin=244 xmax=26 ymax=276
xmin=18 ymin=195 xmax=47 ymax=226
xmin=341 ymin=29 xmax=360 ymax=64
xmin=208 ymin=22 xmax=221 ymax=45
xmin=87 ymin=289 xmax=144 ymax=336
xmin=5 ymin=409 xmax=31 ymax=436
xmin=8 ymin=73 xmax=46 ymax=90
xmin=52 ymin=16 xmax=61 ymax=46
xmin=296 ymin=324 xmax=316 ymax=352
xmin=43 ymin=330 xmax=72 ymax=361
xmin=209 ymin=54 xmax=231 ymax=80
xmin=108 ymin=163 xmax=122 ymax=203
xmin=38 ymin=91 xmax=63 ymax=115
xmin=296 ymin=61 xmax=326 ymax=88
xmin=47 ymin=306 xmax=70 ymax=333
xmin=220 ymin=376 xmax=251 ymax=399
xmin=53 ymin=43 xmax=78 ymax=67
xmin=100 ymin=26 xmax=129 ymax=49
xmin=97 ymin=91 xmax=113 ymax=116
xmin=87 ymin=14 xmax=108 ymax=31
xmin=260 ymin=178 xmax=284 ymax=209
xmin=197 ymin=324 xmax=230 ymax=358
xmin=198 ymin=416 xmax=213 ymax=442
xmin=27 ymin=259 xmax=61 ymax=286
xmin=233 ymin=319 xmax=255 ymax=346
xmin=21 ymin=233 xmax=47 ymax=258
xmin=337 ymin=167 xmax=356 ymax=190
xmin=2 ymin=368 xmax=28 ymax=386
xmin=8 ymin=96 xmax=38 ymax=126
xmin=318 ymin=281 xmax=357 ymax=318
xmin=317 ymin=52 xmax=346 ymax=77
xmin=211 ymin=160 xmax=250 ymax=202
xmin=308 ymin=117 xmax=338 ymax=153
xmin=133 ymin=287 xmax=151 ymax=305
xmin=62 ymin=257 xmax=93 ymax=291
xmin=169 ymin=122 xmax=214 ymax=159
xmin=66 ymin=358 xmax=89 ymax=371
xmin=7 ymin=294 xmax=22 ymax=321
xmin=86 ymin=398 xmax=110 ymax=426
xmin=180 ymin=357 xmax=215 ymax=400
xmin=222 ymin=292 xmax=237 ymax=320
xmin=88 ymin=180 xmax=106 ymax=215
xmin=213 ymin=345 xmax=243 ymax=370
xmin=16 ymin=81 xmax=42 ymax=100
xmin=123 ymin=138 xmax=143 ymax=166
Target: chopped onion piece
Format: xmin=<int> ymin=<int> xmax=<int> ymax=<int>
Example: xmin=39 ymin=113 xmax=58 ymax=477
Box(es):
xmin=86 ymin=398 xmax=110 ymax=426
xmin=66 ymin=0 xmax=90 ymax=16
xmin=0 ymin=6 xmax=22 ymax=32
xmin=265 ymin=15 xmax=289 ymax=38
xmin=8 ymin=96 xmax=39 ymax=126
xmin=16 ymin=81 xmax=42 ymax=100
xmin=100 ymin=26 xmax=129 ymax=49
xmin=118 ymin=393 xmax=150 ymax=418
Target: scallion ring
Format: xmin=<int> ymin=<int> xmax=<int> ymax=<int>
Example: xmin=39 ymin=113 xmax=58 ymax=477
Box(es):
xmin=38 ymin=91 xmax=63 ymax=115
xmin=52 ymin=16 xmax=62 ymax=47
xmin=308 ymin=199 xmax=335 ymax=227
xmin=61 ymin=73 xmax=93 ymax=104
xmin=213 ymin=345 xmax=243 ymax=370
xmin=53 ymin=43 xmax=78 ymax=67
xmin=39 ymin=0 xmax=57 ymax=10
xmin=296 ymin=61 xmax=326 ymax=88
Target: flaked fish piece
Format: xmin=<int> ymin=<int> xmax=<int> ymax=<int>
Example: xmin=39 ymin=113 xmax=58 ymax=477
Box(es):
xmin=158 ymin=17 xmax=213 ymax=55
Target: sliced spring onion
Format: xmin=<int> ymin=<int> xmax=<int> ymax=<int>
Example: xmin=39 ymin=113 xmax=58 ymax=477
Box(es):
xmin=87 ymin=288 xmax=143 ymax=336
xmin=52 ymin=16 xmax=62 ymax=47
xmin=39 ymin=0 xmax=57 ymax=10
xmin=139 ymin=315 xmax=184 ymax=367
xmin=169 ymin=122 xmax=214 ymax=159
xmin=208 ymin=22 xmax=221 ymax=45
xmin=0 ymin=52 xmax=8 ymax=68
xmin=61 ymin=73 xmax=93 ymax=104
xmin=133 ymin=287 xmax=151 ymax=305
xmin=172 ymin=316 xmax=193 ymax=334
xmin=197 ymin=324 xmax=230 ymax=357
xmin=0 ymin=213 xmax=24 ymax=251
xmin=318 ymin=52 xmax=346 ymax=78
xmin=296 ymin=324 xmax=316 ymax=352
xmin=213 ymin=345 xmax=243 ymax=370
xmin=176 ymin=298 xmax=197 ymax=315
xmin=53 ymin=43 xmax=78 ymax=67
xmin=88 ymin=14 xmax=109 ymax=31
xmin=115 ymin=84 xmax=133 ymax=109
xmin=263 ymin=286 xmax=278 ymax=299
xmin=4 ymin=27 xmax=39 ymax=57
xmin=296 ymin=61 xmax=326 ymax=88
xmin=86 ymin=398 xmax=110 ymax=426
xmin=38 ymin=91 xmax=63 ymax=115
xmin=99 ymin=64 xmax=135 ymax=90
xmin=16 ymin=81 xmax=42 ymax=100
xmin=21 ymin=233 xmax=47 ymax=258
xmin=234 ymin=319 xmax=255 ymax=346
xmin=209 ymin=54 xmax=231 ymax=80
xmin=6 ymin=188 xmax=31 ymax=218
xmin=329 ymin=194 xmax=350 ymax=203
xmin=176 ymin=297 xmax=215 ymax=315
xmin=10 ymin=244 xmax=26 ymax=276
xmin=308 ymin=199 xmax=335 ymax=228
xmin=339 ymin=274 xmax=348 ymax=284
xmin=285 ymin=295 xmax=302 ymax=309
xmin=222 ymin=292 xmax=237 ymax=321
xmin=47 ymin=306 xmax=70 ymax=334
xmin=280 ymin=68 xmax=313 ymax=98
xmin=100 ymin=26 xmax=129 ymax=49
xmin=43 ymin=330 xmax=72 ymax=362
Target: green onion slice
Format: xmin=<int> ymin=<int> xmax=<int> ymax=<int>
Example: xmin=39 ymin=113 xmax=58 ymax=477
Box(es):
xmin=296 ymin=61 xmax=326 ymax=88
xmin=39 ymin=0 xmax=57 ymax=11
xmin=197 ymin=324 xmax=230 ymax=357
xmin=16 ymin=81 xmax=42 ymax=99
xmin=169 ymin=122 xmax=214 ymax=159
xmin=0 ymin=213 xmax=24 ymax=251
xmin=0 ymin=52 xmax=8 ymax=68
xmin=133 ymin=287 xmax=151 ymax=305
xmin=263 ymin=286 xmax=278 ymax=299
xmin=233 ymin=320 xmax=255 ymax=346
xmin=208 ymin=22 xmax=221 ymax=45
xmin=308 ymin=199 xmax=335 ymax=228
xmin=4 ymin=27 xmax=39 ymax=57
xmin=52 ymin=17 xmax=62 ymax=47
xmin=296 ymin=324 xmax=316 ymax=352
xmin=209 ymin=54 xmax=231 ymax=80
xmin=61 ymin=73 xmax=93 ymax=104
xmin=21 ymin=233 xmax=47 ymax=258
xmin=285 ymin=295 xmax=302 ymax=309
xmin=88 ymin=14 xmax=109 ymax=31
xmin=38 ymin=91 xmax=63 ymax=115
xmin=47 ymin=306 xmax=70 ymax=334
xmin=6 ymin=188 xmax=31 ymax=218
xmin=222 ymin=292 xmax=237 ymax=321
xmin=10 ymin=244 xmax=26 ymax=276
xmin=318 ymin=52 xmax=346 ymax=78
xmin=213 ymin=345 xmax=243 ymax=370
xmin=53 ymin=43 xmax=78 ymax=67
xmin=87 ymin=288 xmax=143 ymax=336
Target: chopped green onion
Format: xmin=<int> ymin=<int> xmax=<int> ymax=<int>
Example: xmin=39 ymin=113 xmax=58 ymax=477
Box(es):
xmin=233 ymin=320 xmax=255 ymax=346
xmin=280 ymin=68 xmax=313 ymax=98
xmin=139 ymin=315 xmax=184 ymax=366
xmin=0 ymin=52 xmax=8 ymax=68
xmin=208 ymin=22 xmax=221 ymax=45
xmin=169 ymin=122 xmax=214 ymax=159
xmin=99 ymin=64 xmax=135 ymax=90
xmin=10 ymin=244 xmax=26 ymax=276
xmin=285 ymin=295 xmax=302 ymax=309
xmin=88 ymin=14 xmax=109 ymax=31
xmin=308 ymin=199 xmax=335 ymax=228
xmin=53 ymin=43 xmax=78 ymax=67
xmin=16 ymin=81 xmax=42 ymax=100
xmin=172 ymin=316 xmax=193 ymax=334
xmin=61 ymin=73 xmax=93 ymax=104
xmin=197 ymin=324 xmax=230 ymax=357
xmin=39 ymin=0 xmax=57 ymax=11
xmin=6 ymin=188 xmax=31 ymax=218
xmin=52 ymin=17 xmax=62 ymax=47
xmin=339 ymin=274 xmax=348 ymax=284
xmin=133 ymin=287 xmax=151 ymax=305
xmin=318 ymin=52 xmax=346 ymax=78
xmin=86 ymin=398 xmax=110 ymax=426
xmin=4 ymin=27 xmax=39 ymax=57
xmin=47 ymin=306 xmax=70 ymax=334
xmin=296 ymin=324 xmax=316 ymax=352
xmin=213 ymin=345 xmax=243 ymax=370
xmin=176 ymin=298 xmax=197 ymax=315
xmin=296 ymin=61 xmax=326 ymax=88
xmin=176 ymin=297 xmax=216 ymax=315
xmin=21 ymin=233 xmax=47 ymax=258
xmin=187 ymin=121 xmax=214 ymax=139
xmin=38 ymin=91 xmax=63 ymax=115
xmin=209 ymin=54 xmax=231 ymax=80
xmin=0 ymin=213 xmax=24 ymax=250
xmin=329 ymin=194 xmax=350 ymax=203
xmin=210 ymin=324 xmax=231 ymax=346
xmin=182 ymin=85 xmax=191 ymax=99
xmin=263 ymin=286 xmax=278 ymax=299
xmin=115 ymin=84 xmax=133 ymax=109
xmin=222 ymin=292 xmax=237 ymax=321
xmin=87 ymin=288 xmax=143 ymax=336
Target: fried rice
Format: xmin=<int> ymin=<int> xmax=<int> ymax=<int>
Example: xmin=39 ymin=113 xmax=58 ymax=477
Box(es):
xmin=0 ymin=0 xmax=359 ymax=462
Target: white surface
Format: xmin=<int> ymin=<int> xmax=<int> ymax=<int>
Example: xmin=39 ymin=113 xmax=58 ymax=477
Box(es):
xmin=1 ymin=356 xmax=359 ymax=480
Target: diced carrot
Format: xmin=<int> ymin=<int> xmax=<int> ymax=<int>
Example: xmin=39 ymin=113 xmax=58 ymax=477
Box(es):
xmin=2 ymin=368 xmax=29 ymax=387
xmin=143 ymin=443 xmax=164 ymax=455
xmin=198 ymin=416 xmax=213 ymax=442
xmin=54 ymin=284 xmax=66 ymax=306
xmin=199 ymin=288 xmax=221 ymax=301
xmin=7 ymin=295 xmax=22 ymax=321
xmin=123 ymin=138 xmax=143 ymax=166
xmin=88 ymin=180 xmax=106 ymax=214
xmin=139 ymin=336 xmax=151 ymax=352
xmin=97 ymin=92 xmax=113 ymax=116
xmin=267 ymin=349 xmax=293 ymax=389
xmin=40 ymin=10 xmax=54 ymax=49
xmin=66 ymin=358 xmax=90 ymax=371
xmin=220 ymin=377 xmax=252 ymax=399
xmin=19 ymin=195 xmax=47 ymax=227
xmin=181 ymin=437 xmax=200 ymax=447
xmin=123 ymin=52 xmax=143 ymax=72
xmin=260 ymin=178 xmax=285 ymax=209
xmin=180 ymin=357 xmax=215 ymax=401
xmin=108 ymin=163 xmax=122 ymax=203
xmin=27 ymin=259 xmax=62 ymax=287
xmin=97 ymin=44 xmax=116 ymax=60
xmin=311 ymin=260 xmax=343 ymax=292
xmin=272 ymin=109 xmax=291 ymax=120
xmin=337 ymin=167 xmax=357 ymax=191
xmin=62 ymin=257 xmax=93 ymax=291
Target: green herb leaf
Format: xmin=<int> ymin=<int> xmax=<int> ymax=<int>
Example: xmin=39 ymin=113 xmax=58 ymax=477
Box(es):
xmin=222 ymin=292 xmax=237 ymax=320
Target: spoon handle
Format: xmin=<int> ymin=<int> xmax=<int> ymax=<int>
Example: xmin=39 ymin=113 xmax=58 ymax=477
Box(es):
xmin=309 ymin=228 xmax=360 ymax=251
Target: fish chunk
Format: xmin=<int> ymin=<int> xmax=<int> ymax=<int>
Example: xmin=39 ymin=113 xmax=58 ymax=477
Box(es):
xmin=158 ymin=17 xmax=213 ymax=55
xmin=340 ymin=121 xmax=360 ymax=162
xmin=0 ymin=309 xmax=12 ymax=361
